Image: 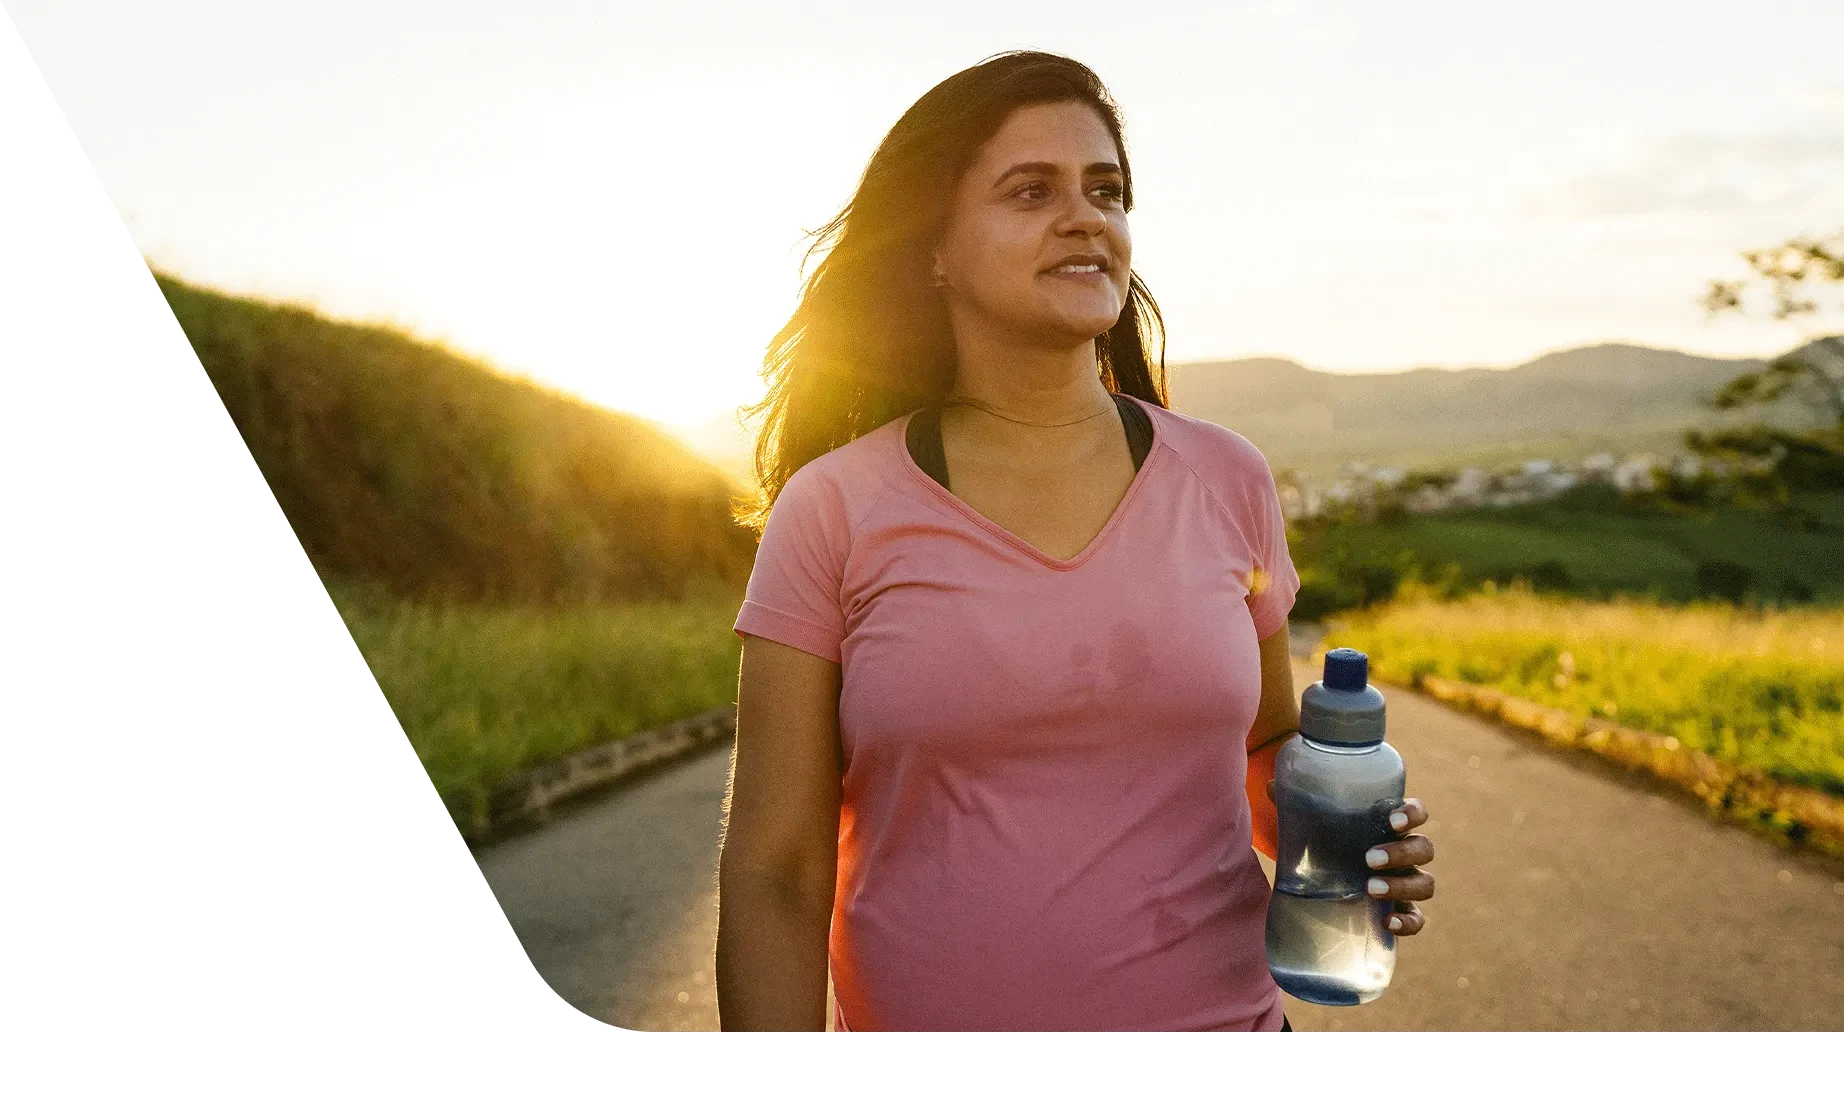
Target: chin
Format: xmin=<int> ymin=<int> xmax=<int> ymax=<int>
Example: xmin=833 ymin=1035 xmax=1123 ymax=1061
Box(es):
xmin=1050 ymin=305 xmax=1127 ymax=340
xmin=1023 ymin=296 xmax=1122 ymax=334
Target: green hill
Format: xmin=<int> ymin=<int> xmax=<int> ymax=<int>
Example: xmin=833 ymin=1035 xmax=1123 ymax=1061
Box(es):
xmin=155 ymin=268 xmax=758 ymax=606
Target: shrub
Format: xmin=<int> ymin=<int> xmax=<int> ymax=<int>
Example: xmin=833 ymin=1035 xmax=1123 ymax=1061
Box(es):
xmin=1528 ymin=559 xmax=1575 ymax=592
xmin=1292 ymin=569 xmax=1362 ymax=622
xmin=1696 ymin=559 xmax=1754 ymax=603
xmin=1353 ymin=562 xmax=1403 ymax=606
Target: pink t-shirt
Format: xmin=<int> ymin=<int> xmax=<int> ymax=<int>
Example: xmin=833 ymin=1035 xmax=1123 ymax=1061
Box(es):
xmin=732 ymin=394 xmax=1301 ymax=1031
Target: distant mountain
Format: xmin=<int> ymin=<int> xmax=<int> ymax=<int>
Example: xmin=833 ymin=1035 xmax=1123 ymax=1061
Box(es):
xmin=1168 ymin=339 xmax=1837 ymax=485
xmin=672 ymin=340 xmax=1834 ymax=488
xmin=157 ymin=270 xmax=758 ymax=606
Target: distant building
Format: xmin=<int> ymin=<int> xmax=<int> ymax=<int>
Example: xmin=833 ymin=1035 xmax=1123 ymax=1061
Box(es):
xmin=1581 ymin=452 xmax=1616 ymax=477
xmin=1277 ymin=484 xmax=1307 ymax=521
xmin=1612 ymin=453 xmax=1658 ymax=492
xmin=1405 ymin=485 xmax=1453 ymax=514
xmin=1305 ymin=443 xmax=1692 ymax=519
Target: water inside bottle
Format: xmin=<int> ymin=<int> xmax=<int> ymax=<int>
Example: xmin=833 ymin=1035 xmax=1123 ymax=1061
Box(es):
xmin=1265 ymin=889 xmax=1396 ymax=1006
xmin=1274 ymin=782 xmax=1404 ymax=899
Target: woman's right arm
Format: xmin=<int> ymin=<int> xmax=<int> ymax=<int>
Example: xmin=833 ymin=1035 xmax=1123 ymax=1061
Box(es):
xmin=715 ymin=633 xmax=844 ymax=1031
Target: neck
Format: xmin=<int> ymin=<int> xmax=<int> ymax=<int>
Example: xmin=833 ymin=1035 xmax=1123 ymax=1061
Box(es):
xmin=943 ymin=332 xmax=1113 ymax=428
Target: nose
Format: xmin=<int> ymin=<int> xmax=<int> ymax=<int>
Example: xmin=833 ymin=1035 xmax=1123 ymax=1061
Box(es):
xmin=1055 ymin=185 xmax=1110 ymax=235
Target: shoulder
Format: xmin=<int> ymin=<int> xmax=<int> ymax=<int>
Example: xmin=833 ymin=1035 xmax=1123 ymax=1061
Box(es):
xmin=773 ymin=412 xmax=910 ymax=530
xmin=1147 ymin=403 xmax=1277 ymax=497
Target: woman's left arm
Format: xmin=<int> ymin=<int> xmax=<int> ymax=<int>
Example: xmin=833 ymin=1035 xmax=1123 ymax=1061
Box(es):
xmin=1247 ymin=622 xmax=1435 ymax=937
xmin=1243 ymin=622 xmax=1300 ymax=862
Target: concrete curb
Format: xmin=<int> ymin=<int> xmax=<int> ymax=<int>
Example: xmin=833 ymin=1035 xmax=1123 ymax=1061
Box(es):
xmin=476 ymin=704 xmax=736 ymax=841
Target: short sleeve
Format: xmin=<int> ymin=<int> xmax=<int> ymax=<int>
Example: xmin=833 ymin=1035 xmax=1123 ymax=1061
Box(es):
xmin=1239 ymin=445 xmax=1302 ymax=642
xmin=733 ymin=465 xmax=850 ymax=664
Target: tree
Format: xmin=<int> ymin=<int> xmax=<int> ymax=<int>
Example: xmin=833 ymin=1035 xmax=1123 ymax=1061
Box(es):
xmin=1699 ymin=228 xmax=1844 ymax=431
xmin=1688 ymin=229 xmax=1844 ymax=523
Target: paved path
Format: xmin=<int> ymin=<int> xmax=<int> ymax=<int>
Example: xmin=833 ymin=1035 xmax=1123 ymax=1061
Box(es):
xmin=475 ymin=656 xmax=1844 ymax=1031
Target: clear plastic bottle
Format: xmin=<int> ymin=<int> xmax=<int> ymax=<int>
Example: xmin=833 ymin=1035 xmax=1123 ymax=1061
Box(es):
xmin=1264 ymin=648 xmax=1406 ymax=1006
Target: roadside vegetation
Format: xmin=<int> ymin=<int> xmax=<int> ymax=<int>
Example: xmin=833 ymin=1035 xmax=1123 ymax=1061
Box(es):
xmin=1324 ymin=580 xmax=1844 ymax=796
xmin=327 ymin=576 xmax=745 ymax=836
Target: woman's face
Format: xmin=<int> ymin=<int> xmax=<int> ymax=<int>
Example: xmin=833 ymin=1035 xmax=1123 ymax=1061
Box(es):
xmin=932 ymin=100 xmax=1132 ymax=347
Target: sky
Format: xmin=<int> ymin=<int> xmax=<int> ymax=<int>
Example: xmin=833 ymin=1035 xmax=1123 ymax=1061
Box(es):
xmin=7 ymin=0 xmax=1843 ymax=434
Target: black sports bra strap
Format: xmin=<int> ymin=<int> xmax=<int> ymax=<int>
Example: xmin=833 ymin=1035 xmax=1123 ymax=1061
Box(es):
xmin=906 ymin=393 xmax=1152 ymax=492
xmin=906 ymin=404 xmax=949 ymax=489
xmin=1116 ymin=392 xmax=1154 ymax=471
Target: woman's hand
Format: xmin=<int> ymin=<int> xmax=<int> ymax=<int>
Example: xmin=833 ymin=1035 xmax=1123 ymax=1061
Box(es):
xmin=1265 ymin=785 xmax=1435 ymax=937
xmin=1366 ymin=798 xmax=1433 ymax=936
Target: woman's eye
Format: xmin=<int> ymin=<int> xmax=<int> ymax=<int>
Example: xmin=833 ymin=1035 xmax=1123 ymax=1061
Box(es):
xmin=1014 ymin=181 xmax=1125 ymax=203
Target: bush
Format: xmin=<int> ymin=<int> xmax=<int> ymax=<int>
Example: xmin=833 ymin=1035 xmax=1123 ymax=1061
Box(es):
xmin=1353 ymin=562 xmax=1403 ymax=606
xmin=1528 ymin=559 xmax=1575 ymax=592
xmin=1292 ymin=572 xmax=1362 ymax=622
xmin=1696 ymin=559 xmax=1754 ymax=603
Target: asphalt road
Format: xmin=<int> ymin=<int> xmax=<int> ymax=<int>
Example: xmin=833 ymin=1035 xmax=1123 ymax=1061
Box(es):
xmin=475 ymin=653 xmax=1844 ymax=1032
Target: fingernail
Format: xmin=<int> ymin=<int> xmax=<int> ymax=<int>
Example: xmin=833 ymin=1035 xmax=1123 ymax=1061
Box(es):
xmin=1367 ymin=877 xmax=1389 ymax=897
xmin=1388 ymin=915 xmax=1403 ymax=931
xmin=1365 ymin=848 xmax=1389 ymax=868
xmin=1390 ymin=811 xmax=1408 ymax=830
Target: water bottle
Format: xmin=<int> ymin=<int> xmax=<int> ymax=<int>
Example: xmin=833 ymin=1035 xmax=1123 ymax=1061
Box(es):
xmin=1264 ymin=648 xmax=1407 ymax=1006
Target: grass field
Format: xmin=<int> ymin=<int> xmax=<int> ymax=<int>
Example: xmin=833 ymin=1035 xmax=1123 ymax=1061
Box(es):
xmin=327 ymin=576 xmax=746 ymax=836
xmin=1324 ymin=583 xmax=1844 ymax=796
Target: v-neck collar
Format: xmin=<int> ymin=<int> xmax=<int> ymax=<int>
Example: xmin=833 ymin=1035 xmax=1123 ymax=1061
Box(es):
xmin=898 ymin=393 xmax=1165 ymax=571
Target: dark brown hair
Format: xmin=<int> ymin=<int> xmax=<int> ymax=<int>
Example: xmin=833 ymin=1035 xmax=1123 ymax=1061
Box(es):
xmin=732 ymin=49 xmax=1168 ymax=536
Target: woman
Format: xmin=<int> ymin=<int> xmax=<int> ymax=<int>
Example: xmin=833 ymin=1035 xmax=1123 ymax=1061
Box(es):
xmin=716 ymin=50 xmax=1434 ymax=1032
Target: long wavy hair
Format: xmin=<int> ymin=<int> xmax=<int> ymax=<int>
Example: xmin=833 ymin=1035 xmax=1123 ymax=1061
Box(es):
xmin=732 ymin=49 xmax=1169 ymax=537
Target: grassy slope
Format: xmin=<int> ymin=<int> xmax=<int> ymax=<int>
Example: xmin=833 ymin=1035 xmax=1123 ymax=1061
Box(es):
xmin=157 ymin=268 xmax=758 ymax=607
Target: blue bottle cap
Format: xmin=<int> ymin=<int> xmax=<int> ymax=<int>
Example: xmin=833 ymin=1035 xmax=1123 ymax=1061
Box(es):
xmin=1323 ymin=647 xmax=1368 ymax=691
xmin=1300 ymin=647 xmax=1386 ymax=745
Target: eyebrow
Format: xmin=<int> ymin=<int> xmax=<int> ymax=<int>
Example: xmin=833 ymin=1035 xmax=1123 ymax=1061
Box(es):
xmin=992 ymin=161 xmax=1124 ymax=188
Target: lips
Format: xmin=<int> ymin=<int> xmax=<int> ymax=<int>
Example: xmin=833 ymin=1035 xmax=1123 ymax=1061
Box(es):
xmin=1043 ymin=252 xmax=1110 ymax=275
